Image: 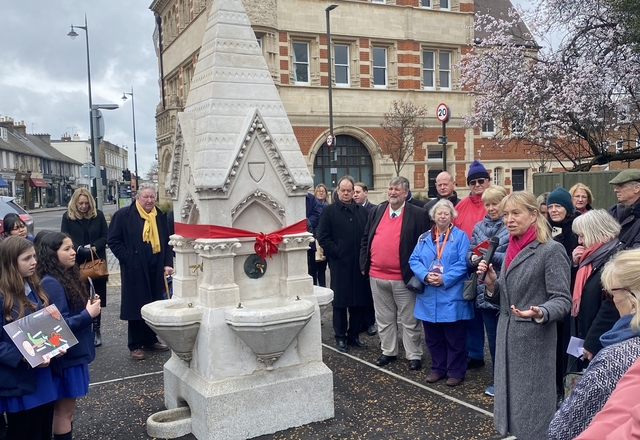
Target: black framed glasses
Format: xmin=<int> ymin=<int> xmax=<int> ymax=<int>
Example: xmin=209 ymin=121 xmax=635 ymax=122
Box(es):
xmin=606 ymin=287 xmax=637 ymax=300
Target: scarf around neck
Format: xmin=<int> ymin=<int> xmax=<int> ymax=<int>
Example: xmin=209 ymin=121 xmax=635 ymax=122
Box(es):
xmin=600 ymin=313 xmax=638 ymax=348
xmin=505 ymin=225 xmax=537 ymax=270
xmin=572 ymin=239 xmax=619 ymax=316
xmin=135 ymin=202 xmax=161 ymax=254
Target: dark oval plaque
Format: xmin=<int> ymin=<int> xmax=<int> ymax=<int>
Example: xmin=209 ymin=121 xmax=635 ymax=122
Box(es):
xmin=244 ymin=254 xmax=267 ymax=279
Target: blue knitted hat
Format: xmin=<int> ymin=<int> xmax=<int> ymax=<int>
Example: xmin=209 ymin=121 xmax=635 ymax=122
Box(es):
xmin=467 ymin=160 xmax=489 ymax=184
xmin=546 ymin=187 xmax=573 ymax=213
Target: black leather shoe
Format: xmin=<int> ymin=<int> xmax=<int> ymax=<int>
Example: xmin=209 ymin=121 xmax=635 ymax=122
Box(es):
xmin=375 ymin=354 xmax=397 ymax=366
xmin=336 ymin=340 xmax=348 ymax=352
xmin=467 ymin=357 xmax=486 ymax=369
xmin=366 ymin=324 xmax=377 ymax=336
xmin=94 ymin=328 xmax=102 ymax=347
xmin=348 ymin=338 xmax=368 ymax=349
xmin=408 ymin=360 xmax=422 ymax=371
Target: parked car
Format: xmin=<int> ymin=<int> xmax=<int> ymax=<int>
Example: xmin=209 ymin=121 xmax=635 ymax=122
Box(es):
xmin=0 ymin=196 xmax=35 ymax=236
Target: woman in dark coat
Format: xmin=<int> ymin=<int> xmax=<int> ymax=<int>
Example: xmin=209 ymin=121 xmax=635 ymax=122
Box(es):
xmin=61 ymin=188 xmax=108 ymax=347
xmin=569 ymin=210 xmax=622 ymax=365
xmin=546 ymin=186 xmax=580 ymax=399
xmin=478 ymin=191 xmax=571 ymax=440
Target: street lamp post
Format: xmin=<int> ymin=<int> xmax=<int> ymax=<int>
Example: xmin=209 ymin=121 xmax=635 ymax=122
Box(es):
xmin=326 ymin=4 xmax=338 ymax=190
xmin=122 ymin=87 xmax=139 ymax=191
xmin=67 ymin=16 xmax=98 ymax=200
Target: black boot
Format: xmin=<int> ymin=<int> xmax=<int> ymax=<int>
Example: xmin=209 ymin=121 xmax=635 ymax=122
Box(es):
xmin=93 ymin=314 xmax=102 ymax=347
xmin=53 ymin=431 xmax=72 ymax=440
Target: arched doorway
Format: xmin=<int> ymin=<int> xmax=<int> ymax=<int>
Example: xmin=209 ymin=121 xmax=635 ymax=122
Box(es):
xmin=313 ymin=135 xmax=373 ymax=190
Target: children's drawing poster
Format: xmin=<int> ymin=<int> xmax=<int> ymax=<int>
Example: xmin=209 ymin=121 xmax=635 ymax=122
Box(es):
xmin=3 ymin=304 xmax=78 ymax=367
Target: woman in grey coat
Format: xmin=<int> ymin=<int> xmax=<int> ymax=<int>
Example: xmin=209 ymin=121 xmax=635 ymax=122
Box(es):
xmin=478 ymin=191 xmax=572 ymax=440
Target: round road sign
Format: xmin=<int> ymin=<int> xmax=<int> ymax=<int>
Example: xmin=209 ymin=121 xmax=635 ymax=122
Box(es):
xmin=326 ymin=134 xmax=334 ymax=147
xmin=436 ymin=103 xmax=450 ymax=123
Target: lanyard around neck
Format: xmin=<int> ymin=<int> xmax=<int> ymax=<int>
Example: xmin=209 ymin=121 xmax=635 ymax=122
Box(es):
xmin=435 ymin=227 xmax=451 ymax=261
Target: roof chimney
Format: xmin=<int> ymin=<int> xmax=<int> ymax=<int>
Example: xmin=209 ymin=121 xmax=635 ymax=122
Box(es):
xmin=73 ymin=133 xmax=81 ymax=141
xmin=34 ymin=133 xmax=51 ymax=144
xmin=13 ymin=120 xmax=26 ymax=136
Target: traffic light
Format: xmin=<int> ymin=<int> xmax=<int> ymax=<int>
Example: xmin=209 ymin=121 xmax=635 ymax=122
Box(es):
xmin=122 ymin=169 xmax=131 ymax=181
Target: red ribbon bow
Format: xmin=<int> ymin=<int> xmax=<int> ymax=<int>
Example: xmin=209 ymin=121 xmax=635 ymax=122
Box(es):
xmin=254 ymin=232 xmax=283 ymax=261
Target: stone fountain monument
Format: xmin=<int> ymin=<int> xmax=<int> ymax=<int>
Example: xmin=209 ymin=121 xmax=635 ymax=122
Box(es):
xmin=140 ymin=0 xmax=335 ymax=438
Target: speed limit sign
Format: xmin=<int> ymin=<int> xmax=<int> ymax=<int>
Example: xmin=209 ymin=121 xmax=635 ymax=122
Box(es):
xmin=436 ymin=103 xmax=450 ymax=123
xmin=326 ymin=134 xmax=334 ymax=147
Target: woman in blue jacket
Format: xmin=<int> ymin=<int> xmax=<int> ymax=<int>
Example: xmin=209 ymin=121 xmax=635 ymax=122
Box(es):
xmin=0 ymin=236 xmax=60 ymax=440
xmin=37 ymin=232 xmax=101 ymax=440
xmin=410 ymin=199 xmax=472 ymax=387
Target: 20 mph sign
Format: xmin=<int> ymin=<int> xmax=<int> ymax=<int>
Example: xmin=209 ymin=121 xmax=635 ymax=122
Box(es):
xmin=436 ymin=103 xmax=450 ymax=123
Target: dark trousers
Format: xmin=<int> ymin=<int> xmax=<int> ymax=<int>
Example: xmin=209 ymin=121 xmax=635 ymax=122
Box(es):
xmin=316 ymin=260 xmax=327 ymax=287
xmin=307 ymin=250 xmax=317 ymax=284
xmin=423 ymin=320 xmax=468 ymax=379
xmin=466 ymin=305 xmax=485 ymax=360
xmin=6 ymin=401 xmax=54 ymax=440
xmin=481 ymin=308 xmax=499 ymax=374
xmin=333 ymin=306 xmax=366 ymax=342
xmin=128 ymin=319 xmax=159 ymax=351
xmin=362 ymin=296 xmax=376 ymax=329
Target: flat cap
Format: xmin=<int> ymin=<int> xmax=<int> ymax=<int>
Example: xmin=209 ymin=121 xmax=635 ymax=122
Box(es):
xmin=609 ymin=169 xmax=640 ymax=185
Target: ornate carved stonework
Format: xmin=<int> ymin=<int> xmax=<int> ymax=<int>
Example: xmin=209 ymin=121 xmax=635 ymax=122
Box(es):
xmin=167 ymin=122 xmax=184 ymax=199
xmin=242 ymin=0 xmax=277 ymax=29
xmin=180 ymin=193 xmax=197 ymax=223
xmin=231 ymin=189 xmax=285 ymax=219
xmin=194 ymin=239 xmax=242 ymax=259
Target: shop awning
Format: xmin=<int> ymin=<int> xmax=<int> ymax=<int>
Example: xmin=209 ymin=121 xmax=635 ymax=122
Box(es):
xmin=0 ymin=177 xmax=8 ymax=188
xmin=29 ymin=178 xmax=49 ymax=188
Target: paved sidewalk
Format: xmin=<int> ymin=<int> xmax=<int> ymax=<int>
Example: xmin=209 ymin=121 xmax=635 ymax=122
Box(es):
xmin=73 ymin=286 xmax=507 ymax=440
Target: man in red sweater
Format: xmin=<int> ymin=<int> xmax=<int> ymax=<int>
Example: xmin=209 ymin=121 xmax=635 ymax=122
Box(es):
xmin=360 ymin=176 xmax=430 ymax=370
xmin=453 ymin=159 xmax=491 ymax=370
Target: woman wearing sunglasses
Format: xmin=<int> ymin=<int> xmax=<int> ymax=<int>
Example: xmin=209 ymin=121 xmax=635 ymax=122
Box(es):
xmin=548 ymin=248 xmax=640 ymax=439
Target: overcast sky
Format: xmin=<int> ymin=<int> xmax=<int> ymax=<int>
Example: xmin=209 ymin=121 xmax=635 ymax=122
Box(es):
xmin=0 ymin=1 xmax=159 ymax=176
xmin=0 ymin=1 xmax=538 ymax=177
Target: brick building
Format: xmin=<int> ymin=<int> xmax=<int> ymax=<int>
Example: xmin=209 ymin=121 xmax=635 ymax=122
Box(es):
xmin=150 ymin=0 xmax=548 ymax=203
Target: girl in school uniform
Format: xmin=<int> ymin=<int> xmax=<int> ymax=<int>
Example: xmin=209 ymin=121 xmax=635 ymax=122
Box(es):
xmin=37 ymin=232 xmax=101 ymax=440
xmin=0 ymin=236 xmax=61 ymax=440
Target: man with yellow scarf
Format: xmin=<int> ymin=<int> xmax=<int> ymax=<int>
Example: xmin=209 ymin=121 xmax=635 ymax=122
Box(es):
xmin=108 ymin=183 xmax=174 ymax=360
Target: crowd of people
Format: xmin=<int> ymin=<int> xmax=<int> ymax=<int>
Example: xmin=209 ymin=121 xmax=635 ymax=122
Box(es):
xmin=4 ymin=161 xmax=640 ymax=439
xmin=0 ymin=183 xmax=172 ymax=439
xmin=310 ymin=163 xmax=640 ymax=439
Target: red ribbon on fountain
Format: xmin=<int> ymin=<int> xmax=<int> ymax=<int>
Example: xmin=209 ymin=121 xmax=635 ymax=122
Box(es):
xmin=174 ymin=219 xmax=307 ymax=260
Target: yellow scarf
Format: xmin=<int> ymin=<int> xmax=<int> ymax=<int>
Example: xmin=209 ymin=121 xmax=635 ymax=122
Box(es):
xmin=135 ymin=201 xmax=161 ymax=254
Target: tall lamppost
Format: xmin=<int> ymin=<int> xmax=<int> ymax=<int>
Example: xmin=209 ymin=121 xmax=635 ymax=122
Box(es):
xmin=67 ymin=15 xmax=99 ymax=200
xmin=122 ymin=87 xmax=139 ymax=191
xmin=326 ymin=4 xmax=338 ymax=189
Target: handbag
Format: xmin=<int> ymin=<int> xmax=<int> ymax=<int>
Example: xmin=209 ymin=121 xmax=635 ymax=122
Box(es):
xmin=78 ymin=248 xmax=109 ymax=281
xmin=406 ymin=276 xmax=424 ymax=294
xmin=463 ymin=272 xmax=478 ymax=301
xmin=563 ymin=356 xmax=585 ymax=399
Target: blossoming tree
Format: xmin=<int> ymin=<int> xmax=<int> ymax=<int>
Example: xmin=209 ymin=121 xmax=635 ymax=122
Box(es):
xmin=460 ymin=0 xmax=640 ymax=171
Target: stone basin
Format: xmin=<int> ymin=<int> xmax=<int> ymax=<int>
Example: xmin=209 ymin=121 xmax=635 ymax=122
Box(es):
xmin=312 ymin=286 xmax=333 ymax=315
xmin=224 ymin=297 xmax=315 ymax=370
xmin=141 ymin=299 xmax=203 ymax=362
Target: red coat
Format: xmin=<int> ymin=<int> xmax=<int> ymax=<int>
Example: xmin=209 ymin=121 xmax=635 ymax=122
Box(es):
xmin=452 ymin=194 xmax=485 ymax=239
